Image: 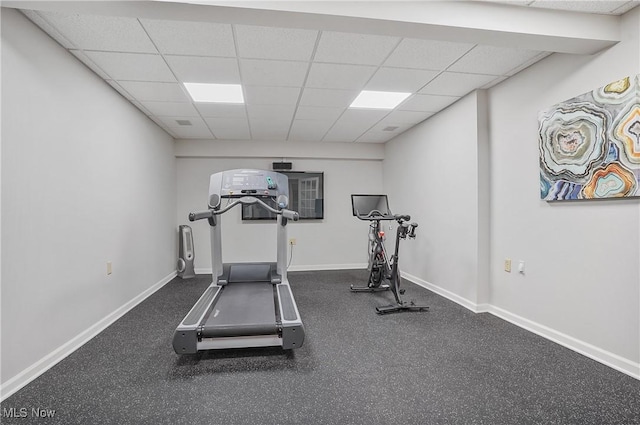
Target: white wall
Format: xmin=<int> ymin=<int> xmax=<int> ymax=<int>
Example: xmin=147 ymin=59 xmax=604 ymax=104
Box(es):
xmin=383 ymin=7 xmax=640 ymax=377
xmin=488 ymin=8 xmax=640 ymax=367
xmin=1 ymin=9 xmax=177 ymax=394
xmin=176 ymin=140 xmax=384 ymax=271
xmin=383 ymin=92 xmax=488 ymax=307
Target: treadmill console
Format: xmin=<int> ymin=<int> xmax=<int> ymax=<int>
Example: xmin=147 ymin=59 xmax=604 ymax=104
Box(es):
xmin=209 ymin=169 xmax=289 ymax=206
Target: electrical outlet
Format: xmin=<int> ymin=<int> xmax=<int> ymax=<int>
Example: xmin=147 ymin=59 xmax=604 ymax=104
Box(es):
xmin=504 ymin=258 xmax=511 ymax=273
xmin=518 ymin=260 xmax=525 ymax=274
xmin=107 ymin=261 xmax=113 ymax=275
xmin=289 ymin=238 xmax=296 ymax=245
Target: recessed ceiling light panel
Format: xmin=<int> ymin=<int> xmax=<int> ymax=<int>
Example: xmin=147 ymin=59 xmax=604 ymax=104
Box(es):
xmin=183 ymin=83 xmax=244 ymax=103
xmin=349 ymin=90 xmax=411 ymax=110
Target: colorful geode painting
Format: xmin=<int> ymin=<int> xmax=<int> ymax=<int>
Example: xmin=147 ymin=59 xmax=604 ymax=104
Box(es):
xmin=539 ymin=75 xmax=640 ymax=201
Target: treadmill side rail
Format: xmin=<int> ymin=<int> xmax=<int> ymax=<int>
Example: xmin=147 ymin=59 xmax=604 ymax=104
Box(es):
xmin=173 ymin=284 xmax=221 ymax=354
xmin=281 ymin=324 xmax=304 ymax=350
xmin=277 ymin=282 xmax=305 ymax=350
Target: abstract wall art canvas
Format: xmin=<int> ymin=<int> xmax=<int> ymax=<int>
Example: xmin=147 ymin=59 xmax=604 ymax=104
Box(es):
xmin=539 ymin=75 xmax=640 ymax=201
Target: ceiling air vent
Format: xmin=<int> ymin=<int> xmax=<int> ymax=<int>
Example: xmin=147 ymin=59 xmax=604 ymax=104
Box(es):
xmin=382 ymin=126 xmax=399 ymax=132
xmin=176 ymin=119 xmax=192 ymax=126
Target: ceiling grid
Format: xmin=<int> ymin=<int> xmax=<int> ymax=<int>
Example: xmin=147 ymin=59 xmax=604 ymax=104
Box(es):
xmin=16 ymin=0 xmax=638 ymax=143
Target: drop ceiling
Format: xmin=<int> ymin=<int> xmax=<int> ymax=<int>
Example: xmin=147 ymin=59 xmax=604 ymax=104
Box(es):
xmin=13 ymin=0 xmax=639 ymax=143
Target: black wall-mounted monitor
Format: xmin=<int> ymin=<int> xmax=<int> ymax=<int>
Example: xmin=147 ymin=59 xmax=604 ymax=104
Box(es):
xmin=351 ymin=194 xmax=391 ymax=217
xmin=242 ymin=171 xmax=324 ymax=220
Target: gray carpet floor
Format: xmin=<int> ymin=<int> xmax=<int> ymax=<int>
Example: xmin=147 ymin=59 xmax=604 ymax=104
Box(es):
xmin=1 ymin=269 xmax=639 ymax=424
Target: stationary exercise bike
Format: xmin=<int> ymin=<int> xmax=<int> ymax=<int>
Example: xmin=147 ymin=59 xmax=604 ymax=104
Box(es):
xmin=350 ymin=195 xmax=429 ymax=314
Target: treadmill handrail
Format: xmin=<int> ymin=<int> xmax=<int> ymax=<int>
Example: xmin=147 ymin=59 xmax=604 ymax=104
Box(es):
xmin=189 ymin=196 xmax=299 ymax=222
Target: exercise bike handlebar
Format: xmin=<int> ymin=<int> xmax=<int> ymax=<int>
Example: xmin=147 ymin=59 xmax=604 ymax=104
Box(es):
xmin=355 ymin=211 xmax=413 ymax=223
xmin=356 ymin=209 xmax=395 ymax=221
xmin=394 ymin=214 xmax=411 ymax=222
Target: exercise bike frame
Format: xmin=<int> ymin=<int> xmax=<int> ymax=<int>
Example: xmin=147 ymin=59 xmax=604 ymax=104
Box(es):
xmin=351 ymin=210 xmax=428 ymax=314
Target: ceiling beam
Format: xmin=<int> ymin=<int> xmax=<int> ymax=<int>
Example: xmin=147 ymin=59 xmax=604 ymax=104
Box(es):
xmin=5 ymin=0 xmax=621 ymax=54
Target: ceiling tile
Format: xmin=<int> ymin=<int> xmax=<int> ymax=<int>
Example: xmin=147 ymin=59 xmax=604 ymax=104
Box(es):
xmin=171 ymin=125 xmax=214 ymax=139
xmin=130 ymin=101 xmax=152 ymax=117
xmin=204 ymin=117 xmax=251 ymax=140
xmin=369 ymin=121 xmax=412 ymax=133
xmin=247 ymin=104 xmax=295 ymax=123
xmin=204 ymin=117 xmax=248 ymax=128
xmin=289 ymin=120 xmax=335 ymax=142
xmin=156 ymin=116 xmax=206 ymax=128
xmin=399 ymin=94 xmax=459 ymax=112
xmin=322 ymin=128 xmax=362 ymax=143
xmin=165 ymin=56 xmax=240 ymax=84
xmin=244 ymin=86 xmax=301 ymax=105
xmin=299 ymin=88 xmax=359 ymax=108
xmin=117 ymin=81 xmax=189 ymax=102
xmin=106 ymin=80 xmax=134 ymax=101
xmin=384 ymin=38 xmax=475 ymax=70
xmin=195 ymin=104 xmax=247 ymax=118
xmin=482 ymin=75 xmax=508 ymax=89
xmin=356 ymin=132 xmax=394 ymax=143
xmin=366 ymin=68 xmax=439 ymax=92
xmin=612 ymin=2 xmax=640 ymax=14
xmin=419 ymin=72 xmax=498 ymax=96
xmin=153 ymin=116 xmax=211 ymax=138
xmin=140 ymin=19 xmax=236 ymax=57
xmin=314 ymin=31 xmax=400 ymax=65
xmin=383 ymin=110 xmax=434 ymax=124
xmin=141 ymin=101 xmax=199 ymax=117
xmin=295 ymin=106 xmax=345 ymax=121
xmin=235 ymin=25 xmax=318 ymax=61
xmin=448 ymin=45 xmax=543 ymax=75
xmin=306 ymin=63 xmax=377 ymax=90
xmin=505 ymin=52 xmax=551 ymax=76
xmin=249 ymin=119 xmax=290 ymax=140
xmin=323 ymin=109 xmax=388 ymax=142
xmin=338 ymin=109 xmax=390 ymax=127
xmin=84 ymin=51 xmax=175 ymax=82
xmin=530 ymin=0 xmax=631 ymax=13
xmin=212 ymin=127 xmax=252 ymax=140
xmin=240 ymin=59 xmax=308 ymax=87
xmin=359 ymin=120 xmax=413 ymax=143
xmin=22 ymin=10 xmax=75 ymax=48
xmin=147 ymin=115 xmax=174 ymax=133
xmin=38 ymin=11 xmax=156 ymax=53
xmin=70 ymin=50 xmax=110 ymax=79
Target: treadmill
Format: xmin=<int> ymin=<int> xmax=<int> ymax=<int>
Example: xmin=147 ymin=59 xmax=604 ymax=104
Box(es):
xmin=173 ymin=169 xmax=305 ymax=354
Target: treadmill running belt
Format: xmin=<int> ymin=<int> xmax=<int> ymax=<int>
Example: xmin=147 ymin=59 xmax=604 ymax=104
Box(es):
xmin=201 ymin=282 xmax=278 ymax=338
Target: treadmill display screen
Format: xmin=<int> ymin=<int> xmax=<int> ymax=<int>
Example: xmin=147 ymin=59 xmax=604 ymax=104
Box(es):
xmin=223 ymin=172 xmax=268 ymax=192
xmin=351 ymin=194 xmax=391 ymax=217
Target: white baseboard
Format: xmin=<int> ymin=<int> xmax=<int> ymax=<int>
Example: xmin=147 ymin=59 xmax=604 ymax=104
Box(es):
xmin=195 ymin=264 xmax=367 ymax=274
xmin=488 ymin=305 xmax=640 ymax=380
xmin=402 ymin=271 xmax=486 ymax=313
xmin=288 ymin=263 xmax=367 ymax=272
xmin=402 ymin=272 xmax=640 ymax=380
xmin=0 ymin=271 xmax=177 ymax=402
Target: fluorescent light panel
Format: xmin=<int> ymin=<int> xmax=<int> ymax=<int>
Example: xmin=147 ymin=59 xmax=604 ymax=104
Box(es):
xmin=184 ymin=83 xmax=244 ymax=103
xmin=349 ymin=90 xmax=411 ymax=110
